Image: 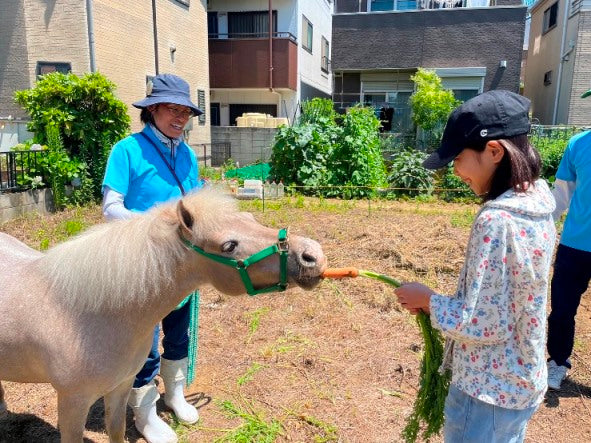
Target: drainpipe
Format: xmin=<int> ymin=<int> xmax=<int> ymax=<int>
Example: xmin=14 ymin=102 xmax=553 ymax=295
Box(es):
xmin=85 ymin=0 xmax=96 ymax=72
xmin=152 ymin=0 xmax=160 ymax=74
xmin=552 ymin=1 xmax=571 ymax=124
xmin=269 ymin=0 xmax=273 ymax=91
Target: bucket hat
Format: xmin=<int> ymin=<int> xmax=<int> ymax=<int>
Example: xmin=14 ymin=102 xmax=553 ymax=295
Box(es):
xmin=133 ymin=73 xmax=203 ymax=116
xmin=423 ymin=90 xmax=531 ymax=170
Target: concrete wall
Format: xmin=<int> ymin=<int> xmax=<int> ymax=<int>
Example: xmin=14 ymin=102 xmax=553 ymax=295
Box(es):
xmin=0 ymin=188 xmax=54 ymax=223
xmin=211 ymin=126 xmax=278 ymax=165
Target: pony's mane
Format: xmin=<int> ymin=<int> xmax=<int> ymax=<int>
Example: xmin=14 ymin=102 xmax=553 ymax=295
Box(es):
xmin=38 ymin=189 xmax=237 ymax=312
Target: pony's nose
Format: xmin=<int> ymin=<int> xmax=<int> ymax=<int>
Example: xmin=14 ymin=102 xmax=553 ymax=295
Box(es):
xmin=296 ymin=240 xmax=327 ymax=270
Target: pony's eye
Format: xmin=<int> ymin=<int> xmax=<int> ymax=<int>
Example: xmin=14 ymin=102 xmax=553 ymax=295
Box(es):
xmin=222 ymin=241 xmax=238 ymax=253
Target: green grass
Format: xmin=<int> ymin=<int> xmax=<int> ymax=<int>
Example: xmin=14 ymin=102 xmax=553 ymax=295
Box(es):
xmin=213 ymin=399 xmax=283 ymax=443
xmin=237 ymin=362 xmax=265 ymax=386
xmin=450 ymin=208 xmax=476 ymax=228
xmin=245 ymin=307 xmax=270 ymax=343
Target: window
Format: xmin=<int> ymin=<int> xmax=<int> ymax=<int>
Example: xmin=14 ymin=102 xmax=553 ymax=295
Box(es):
xmin=543 ymin=2 xmax=559 ymax=33
xmin=36 ymin=62 xmax=71 ymax=77
xmin=302 ymin=16 xmax=313 ymax=53
xmin=452 ymin=89 xmax=479 ymax=102
xmin=207 ymin=12 xmax=218 ymax=38
xmin=369 ymin=0 xmax=417 ymax=10
xmin=228 ymin=11 xmax=277 ymax=38
xmin=321 ymin=37 xmax=330 ymax=73
xmin=197 ymin=89 xmax=206 ymax=124
xmin=544 ymin=70 xmax=553 ymax=85
xmin=174 ymin=0 xmax=190 ymax=6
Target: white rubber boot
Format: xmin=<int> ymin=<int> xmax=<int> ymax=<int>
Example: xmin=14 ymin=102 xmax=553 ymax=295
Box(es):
xmin=128 ymin=380 xmax=178 ymax=443
xmin=160 ymin=357 xmax=199 ymax=424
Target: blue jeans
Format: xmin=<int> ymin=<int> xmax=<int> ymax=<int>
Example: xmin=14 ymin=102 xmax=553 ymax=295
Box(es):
xmin=444 ymin=385 xmax=537 ymax=443
xmin=547 ymin=244 xmax=591 ymax=368
xmin=133 ymin=300 xmax=191 ymax=388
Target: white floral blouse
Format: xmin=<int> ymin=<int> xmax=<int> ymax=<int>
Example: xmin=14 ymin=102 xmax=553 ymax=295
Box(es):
xmin=430 ymin=179 xmax=556 ymax=410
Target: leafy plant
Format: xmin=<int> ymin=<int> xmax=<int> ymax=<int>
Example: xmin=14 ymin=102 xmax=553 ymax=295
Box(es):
xmin=269 ymin=119 xmax=335 ymax=194
xmin=14 ymin=72 xmax=130 ymax=203
xmin=270 ymin=99 xmax=387 ymax=199
xmin=437 ymin=164 xmax=473 ymax=202
xmin=532 ymin=136 xmax=568 ymax=182
xmin=387 ymin=148 xmax=434 ymax=197
xmin=327 ymin=105 xmax=388 ymax=198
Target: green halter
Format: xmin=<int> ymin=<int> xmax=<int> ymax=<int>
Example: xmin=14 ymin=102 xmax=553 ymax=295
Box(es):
xmin=182 ymin=228 xmax=289 ymax=296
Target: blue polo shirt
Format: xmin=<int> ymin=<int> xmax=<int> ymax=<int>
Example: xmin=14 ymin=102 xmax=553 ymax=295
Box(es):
xmin=556 ymin=130 xmax=591 ymax=252
xmin=102 ymin=125 xmax=200 ymax=212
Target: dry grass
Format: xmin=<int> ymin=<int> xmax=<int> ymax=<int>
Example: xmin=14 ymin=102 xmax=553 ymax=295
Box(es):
xmin=1 ymin=197 xmax=590 ymax=442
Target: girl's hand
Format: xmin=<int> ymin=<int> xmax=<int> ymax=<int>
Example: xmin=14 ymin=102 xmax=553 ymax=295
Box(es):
xmin=394 ymin=282 xmax=435 ymax=314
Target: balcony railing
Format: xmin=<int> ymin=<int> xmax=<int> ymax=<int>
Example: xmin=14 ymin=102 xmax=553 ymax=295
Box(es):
xmin=208 ymin=31 xmax=297 ymax=42
xmin=368 ymin=0 xmax=494 ymax=11
xmin=209 ymin=34 xmax=298 ymax=90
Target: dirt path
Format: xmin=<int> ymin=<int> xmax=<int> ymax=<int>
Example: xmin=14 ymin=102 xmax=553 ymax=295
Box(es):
xmin=1 ymin=199 xmax=590 ymax=442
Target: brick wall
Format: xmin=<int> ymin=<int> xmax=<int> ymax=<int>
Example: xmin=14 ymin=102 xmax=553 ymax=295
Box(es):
xmin=0 ymin=0 xmax=30 ymax=119
xmin=0 ymin=0 xmax=210 ymax=147
xmin=1 ymin=0 xmax=89 ymax=120
xmin=93 ymin=0 xmax=211 ymax=145
xmin=568 ymin=11 xmax=591 ymax=125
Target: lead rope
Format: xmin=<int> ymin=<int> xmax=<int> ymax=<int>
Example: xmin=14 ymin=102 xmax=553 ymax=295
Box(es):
xmin=186 ymin=290 xmax=200 ymax=387
xmin=174 ymin=291 xmax=199 ymax=387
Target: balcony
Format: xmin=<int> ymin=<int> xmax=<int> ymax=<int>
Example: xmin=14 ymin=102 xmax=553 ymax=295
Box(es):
xmin=209 ymin=33 xmax=298 ymax=91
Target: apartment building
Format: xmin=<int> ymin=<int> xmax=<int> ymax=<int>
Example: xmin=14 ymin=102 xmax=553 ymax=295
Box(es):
xmin=332 ymin=0 xmax=527 ymax=132
xmin=207 ymin=0 xmax=333 ymax=126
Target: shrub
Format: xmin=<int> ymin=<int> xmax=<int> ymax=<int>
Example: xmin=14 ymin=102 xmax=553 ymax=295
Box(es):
xmin=387 ymin=149 xmax=434 ymax=197
xmin=327 ymin=105 xmax=388 ymax=198
xmin=437 ymin=165 xmax=473 ymax=202
xmin=14 ymin=72 xmax=130 ymax=203
xmin=532 ymin=136 xmax=568 ymax=182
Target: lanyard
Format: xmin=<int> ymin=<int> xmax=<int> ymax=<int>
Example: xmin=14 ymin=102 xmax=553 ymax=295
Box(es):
xmin=140 ymin=132 xmax=186 ymax=195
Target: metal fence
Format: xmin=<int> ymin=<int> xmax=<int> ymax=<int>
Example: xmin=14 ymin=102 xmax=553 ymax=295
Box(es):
xmin=0 ymin=150 xmax=47 ymax=193
xmin=192 ymin=142 xmax=232 ymax=167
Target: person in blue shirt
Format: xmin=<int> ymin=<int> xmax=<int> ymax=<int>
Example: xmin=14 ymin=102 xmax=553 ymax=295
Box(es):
xmin=546 ymin=89 xmax=591 ymax=391
xmin=102 ymin=74 xmax=202 ymax=443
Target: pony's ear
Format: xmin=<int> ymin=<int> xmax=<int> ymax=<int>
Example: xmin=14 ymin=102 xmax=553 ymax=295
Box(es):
xmin=177 ymin=199 xmax=194 ymax=237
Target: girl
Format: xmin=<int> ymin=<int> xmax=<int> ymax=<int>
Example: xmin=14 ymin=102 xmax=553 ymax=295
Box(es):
xmin=395 ymin=90 xmax=556 ymax=443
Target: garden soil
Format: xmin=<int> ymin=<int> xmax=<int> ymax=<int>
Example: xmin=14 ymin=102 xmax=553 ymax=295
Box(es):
xmin=1 ymin=199 xmax=590 ymax=443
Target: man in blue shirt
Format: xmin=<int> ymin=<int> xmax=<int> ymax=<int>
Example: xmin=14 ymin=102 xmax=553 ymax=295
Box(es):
xmin=546 ymin=92 xmax=591 ymax=390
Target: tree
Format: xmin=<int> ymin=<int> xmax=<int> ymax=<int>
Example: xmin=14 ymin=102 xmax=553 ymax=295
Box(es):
xmin=409 ymin=68 xmax=460 ymax=132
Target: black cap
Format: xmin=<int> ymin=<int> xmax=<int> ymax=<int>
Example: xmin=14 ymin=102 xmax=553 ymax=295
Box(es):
xmin=423 ymin=90 xmax=531 ymax=170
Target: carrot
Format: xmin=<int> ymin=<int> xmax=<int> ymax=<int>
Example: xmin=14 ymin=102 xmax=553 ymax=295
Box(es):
xmin=321 ymin=267 xmax=360 ymax=279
